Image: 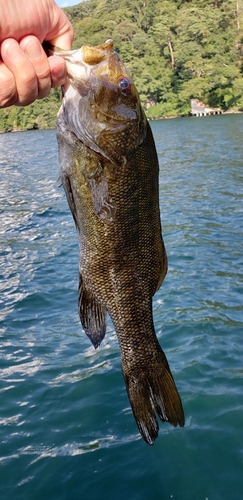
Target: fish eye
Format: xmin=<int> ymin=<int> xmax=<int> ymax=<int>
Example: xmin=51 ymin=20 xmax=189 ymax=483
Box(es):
xmin=118 ymin=77 xmax=131 ymax=94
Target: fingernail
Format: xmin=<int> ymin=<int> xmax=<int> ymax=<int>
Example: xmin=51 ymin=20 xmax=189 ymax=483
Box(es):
xmin=6 ymin=42 xmax=25 ymax=63
xmin=25 ymin=40 xmax=43 ymax=61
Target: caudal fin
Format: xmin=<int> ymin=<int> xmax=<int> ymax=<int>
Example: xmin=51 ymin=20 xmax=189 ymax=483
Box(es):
xmin=122 ymin=351 xmax=184 ymax=445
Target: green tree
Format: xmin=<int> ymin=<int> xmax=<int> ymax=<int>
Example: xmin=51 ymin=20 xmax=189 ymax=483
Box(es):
xmin=1 ymin=0 xmax=243 ymax=129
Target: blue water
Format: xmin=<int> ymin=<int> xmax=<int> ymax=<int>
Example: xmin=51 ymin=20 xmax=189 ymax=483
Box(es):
xmin=0 ymin=114 xmax=243 ymax=499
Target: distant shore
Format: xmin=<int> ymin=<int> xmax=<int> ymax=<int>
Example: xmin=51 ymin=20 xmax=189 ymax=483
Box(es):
xmin=1 ymin=108 xmax=242 ymax=134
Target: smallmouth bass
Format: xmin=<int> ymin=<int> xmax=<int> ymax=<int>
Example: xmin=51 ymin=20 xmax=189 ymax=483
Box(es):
xmin=48 ymin=40 xmax=184 ymax=445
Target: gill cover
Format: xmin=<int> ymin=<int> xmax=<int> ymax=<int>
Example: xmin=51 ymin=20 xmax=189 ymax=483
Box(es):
xmin=47 ymin=40 xmax=146 ymax=164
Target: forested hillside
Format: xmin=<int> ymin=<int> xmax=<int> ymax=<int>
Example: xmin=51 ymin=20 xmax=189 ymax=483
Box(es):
xmin=1 ymin=0 xmax=243 ymax=131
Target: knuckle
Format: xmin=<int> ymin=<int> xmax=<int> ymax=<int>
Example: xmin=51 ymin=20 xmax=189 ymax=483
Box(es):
xmin=17 ymin=90 xmax=38 ymax=106
xmin=22 ymin=71 xmax=37 ymax=90
xmin=36 ymin=70 xmax=52 ymax=99
xmin=0 ymin=92 xmax=17 ymax=108
xmin=26 ymin=60 xmax=52 ymax=95
xmin=0 ymin=77 xmax=17 ymax=108
xmin=37 ymin=83 xmax=52 ymax=100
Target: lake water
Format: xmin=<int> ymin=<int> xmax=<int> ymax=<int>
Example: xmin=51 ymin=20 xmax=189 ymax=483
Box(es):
xmin=0 ymin=114 xmax=243 ymax=499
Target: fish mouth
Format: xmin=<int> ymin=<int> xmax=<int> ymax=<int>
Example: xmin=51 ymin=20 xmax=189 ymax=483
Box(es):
xmin=43 ymin=40 xmax=117 ymax=98
xmin=43 ymin=39 xmax=115 ymax=79
xmin=43 ymin=42 xmax=92 ymax=86
xmin=44 ymin=40 xmax=136 ymax=124
xmin=43 ymin=39 xmax=114 ymax=64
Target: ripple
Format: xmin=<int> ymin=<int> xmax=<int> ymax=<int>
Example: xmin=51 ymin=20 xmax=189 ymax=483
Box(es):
xmin=1 ymin=120 xmax=243 ymax=499
xmin=49 ymin=360 xmax=112 ymax=386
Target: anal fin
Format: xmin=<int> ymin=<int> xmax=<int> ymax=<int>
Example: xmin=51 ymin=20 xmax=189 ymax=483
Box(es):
xmin=78 ymin=274 xmax=106 ymax=348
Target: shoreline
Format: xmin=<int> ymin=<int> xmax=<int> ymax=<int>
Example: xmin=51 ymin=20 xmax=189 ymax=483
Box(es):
xmin=0 ymin=109 xmax=242 ymax=134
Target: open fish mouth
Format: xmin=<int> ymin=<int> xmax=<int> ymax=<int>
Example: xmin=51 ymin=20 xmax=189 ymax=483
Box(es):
xmin=43 ymin=38 xmax=114 ymax=60
xmin=43 ymin=39 xmax=116 ymax=85
xmin=44 ymin=39 xmax=143 ymax=163
xmin=45 ymin=39 xmax=114 ymax=63
xmin=44 ymin=39 xmax=136 ymax=122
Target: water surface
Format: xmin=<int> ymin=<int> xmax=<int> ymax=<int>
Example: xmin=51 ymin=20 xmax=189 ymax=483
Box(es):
xmin=0 ymin=114 xmax=243 ymax=499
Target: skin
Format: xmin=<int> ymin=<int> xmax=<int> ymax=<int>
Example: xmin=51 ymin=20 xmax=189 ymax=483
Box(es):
xmin=0 ymin=0 xmax=73 ymax=107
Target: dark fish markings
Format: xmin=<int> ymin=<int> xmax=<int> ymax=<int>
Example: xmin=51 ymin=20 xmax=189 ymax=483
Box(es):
xmin=47 ymin=40 xmax=184 ymax=445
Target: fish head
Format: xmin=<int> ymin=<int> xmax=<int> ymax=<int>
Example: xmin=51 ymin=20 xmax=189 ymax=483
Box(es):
xmin=52 ymin=40 xmax=147 ymax=164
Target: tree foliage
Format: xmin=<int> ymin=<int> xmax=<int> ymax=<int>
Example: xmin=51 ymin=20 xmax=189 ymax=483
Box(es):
xmin=0 ymin=88 xmax=61 ymax=132
xmin=1 ymin=0 xmax=243 ymax=130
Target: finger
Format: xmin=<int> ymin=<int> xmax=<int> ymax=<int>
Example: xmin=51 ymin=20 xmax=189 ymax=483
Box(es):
xmin=1 ymin=38 xmax=38 ymax=106
xmin=0 ymin=60 xmax=17 ymax=108
xmin=20 ymin=35 xmax=51 ymax=100
xmin=48 ymin=55 xmax=66 ymax=88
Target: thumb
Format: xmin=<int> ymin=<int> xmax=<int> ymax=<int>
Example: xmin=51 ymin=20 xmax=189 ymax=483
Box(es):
xmin=45 ymin=7 xmax=74 ymax=50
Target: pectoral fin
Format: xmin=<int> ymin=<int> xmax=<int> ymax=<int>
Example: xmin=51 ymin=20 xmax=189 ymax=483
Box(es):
xmin=61 ymin=174 xmax=78 ymax=228
xmin=78 ymin=274 xmax=106 ymax=348
xmin=155 ymin=242 xmax=168 ymax=292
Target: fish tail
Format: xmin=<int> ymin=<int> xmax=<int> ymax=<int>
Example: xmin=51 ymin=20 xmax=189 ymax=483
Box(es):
xmin=122 ymin=350 xmax=184 ymax=445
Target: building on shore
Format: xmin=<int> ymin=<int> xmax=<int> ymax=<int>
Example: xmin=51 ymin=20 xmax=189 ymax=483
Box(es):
xmin=190 ymin=99 xmax=222 ymax=117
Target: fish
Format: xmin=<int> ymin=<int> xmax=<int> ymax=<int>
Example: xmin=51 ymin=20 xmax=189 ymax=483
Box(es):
xmin=47 ymin=39 xmax=184 ymax=445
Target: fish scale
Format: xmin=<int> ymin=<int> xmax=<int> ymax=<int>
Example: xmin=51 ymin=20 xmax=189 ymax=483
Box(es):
xmin=46 ymin=39 xmax=184 ymax=444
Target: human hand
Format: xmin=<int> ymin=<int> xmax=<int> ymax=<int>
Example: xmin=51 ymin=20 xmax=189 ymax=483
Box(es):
xmin=0 ymin=0 xmax=73 ymax=107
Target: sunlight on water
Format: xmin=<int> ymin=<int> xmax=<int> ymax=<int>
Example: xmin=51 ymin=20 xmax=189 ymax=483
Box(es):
xmin=0 ymin=117 xmax=243 ymax=500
